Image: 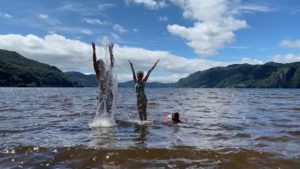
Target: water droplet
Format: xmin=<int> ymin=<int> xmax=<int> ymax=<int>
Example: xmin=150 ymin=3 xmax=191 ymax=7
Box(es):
xmin=4 ymin=149 xmax=9 ymax=154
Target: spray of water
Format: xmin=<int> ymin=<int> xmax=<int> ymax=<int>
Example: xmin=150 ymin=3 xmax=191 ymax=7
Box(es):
xmin=89 ymin=42 xmax=118 ymax=128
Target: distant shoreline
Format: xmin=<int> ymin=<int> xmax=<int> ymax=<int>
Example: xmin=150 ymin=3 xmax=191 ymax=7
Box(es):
xmin=1 ymin=49 xmax=300 ymax=88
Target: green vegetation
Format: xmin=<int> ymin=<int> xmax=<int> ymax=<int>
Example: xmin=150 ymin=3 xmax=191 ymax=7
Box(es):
xmin=1 ymin=49 xmax=299 ymax=88
xmin=118 ymin=80 xmax=175 ymax=88
xmin=65 ymin=71 xmax=175 ymax=88
xmin=176 ymin=62 xmax=300 ymax=88
xmin=0 ymin=49 xmax=75 ymax=87
xmin=65 ymin=71 xmax=97 ymax=87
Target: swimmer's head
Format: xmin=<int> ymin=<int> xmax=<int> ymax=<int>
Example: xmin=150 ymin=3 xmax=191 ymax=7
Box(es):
xmin=172 ymin=112 xmax=180 ymax=123
xmin=97 ymin=59 xmax=105 ymax=71
xmin=137 ymin=71 xmax=144 ymax=81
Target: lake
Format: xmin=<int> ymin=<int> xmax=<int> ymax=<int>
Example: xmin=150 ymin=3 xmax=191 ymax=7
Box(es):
xmin=0 ymin=88 xmax=300 ymax=168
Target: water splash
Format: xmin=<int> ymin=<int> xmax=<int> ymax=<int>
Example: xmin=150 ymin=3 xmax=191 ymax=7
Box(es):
xmin=89 ymin=43 xmax=117 ymax=128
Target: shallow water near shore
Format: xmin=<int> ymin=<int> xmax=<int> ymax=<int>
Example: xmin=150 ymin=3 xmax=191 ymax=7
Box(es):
xmin=1 ymin=88 xmax=300 ymax=168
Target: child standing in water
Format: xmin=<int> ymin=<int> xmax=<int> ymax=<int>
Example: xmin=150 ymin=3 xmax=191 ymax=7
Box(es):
xmin=92 ymin=42 xmax=115 ymax=116
xmin=128 ymin=59 xmax=159 ymax=121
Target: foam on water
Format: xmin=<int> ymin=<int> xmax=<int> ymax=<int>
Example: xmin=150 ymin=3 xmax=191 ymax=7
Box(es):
xmin=89 ymin=116 xmax=116 ymax=128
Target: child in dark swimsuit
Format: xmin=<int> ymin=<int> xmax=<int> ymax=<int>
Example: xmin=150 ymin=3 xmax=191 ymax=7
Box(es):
xmin=128 ymin=59 xmax=159 ymax=121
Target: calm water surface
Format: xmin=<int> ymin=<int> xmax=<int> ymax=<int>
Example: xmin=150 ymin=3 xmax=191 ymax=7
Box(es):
xmin=0 ymin=88 xmax=300 ymax=168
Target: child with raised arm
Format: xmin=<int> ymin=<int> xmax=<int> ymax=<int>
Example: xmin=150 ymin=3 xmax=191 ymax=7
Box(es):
xmin=128 ymin=59 xmax=159 ymax=121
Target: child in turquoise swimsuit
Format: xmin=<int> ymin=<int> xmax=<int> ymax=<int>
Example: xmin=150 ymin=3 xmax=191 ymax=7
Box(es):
xmin=128 ymin=59 xmax=159 ymax=121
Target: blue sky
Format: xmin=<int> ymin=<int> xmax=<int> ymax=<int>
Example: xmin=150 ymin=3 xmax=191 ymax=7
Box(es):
xmin=0 ymin=0 xmax=300 ymax=82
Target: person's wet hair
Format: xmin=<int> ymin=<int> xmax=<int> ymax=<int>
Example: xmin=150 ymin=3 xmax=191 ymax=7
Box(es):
xmin=137 ymin=71 xmax=144 ymax=80
xmin=172 ymin=112 xmax=180 ymax=123
xmin=97 ymin=59 xmax=104 ymax=66
xmin=97 ymin=59 xmax=105 ymax=71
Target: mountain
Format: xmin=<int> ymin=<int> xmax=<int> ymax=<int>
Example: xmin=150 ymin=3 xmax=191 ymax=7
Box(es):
xmin=64 ymin=71 xmax=175 ymax=88
xmin=0 ymin=49 xmax=75 ymax=87
xmin=118 ymin=80 xmax=175 ymax=88
xmin=176 ymin=62 xmax=300 ymax=88
xmin=65 ymin=71 xmax=97 ymax=87
xmin=2 ymin=48 xmax=300 ymax=88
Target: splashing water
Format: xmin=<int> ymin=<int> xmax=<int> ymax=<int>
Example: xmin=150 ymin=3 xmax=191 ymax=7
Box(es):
xmin=89 ymin=43 xmax=118 ymax=128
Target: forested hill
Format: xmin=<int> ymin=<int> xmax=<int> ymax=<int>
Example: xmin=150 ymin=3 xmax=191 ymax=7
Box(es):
xmin=64 ymin=71 xmax=175 ymax=88
xmin=64 ymin=71 xmax=97 ymax=87
xmin=0 ymin=49 xmax=75 ymax=87
xmin=1 ymin=49 xmax=300 ymax=88
xmin=176 ymin=62 xmax=300 ymax=88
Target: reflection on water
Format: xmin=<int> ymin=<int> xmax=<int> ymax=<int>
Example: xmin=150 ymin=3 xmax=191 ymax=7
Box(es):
xmin=133 ymin=126 xmax=149 ymax=147
xmin=0 ymin=88 xmax=300 ymax=168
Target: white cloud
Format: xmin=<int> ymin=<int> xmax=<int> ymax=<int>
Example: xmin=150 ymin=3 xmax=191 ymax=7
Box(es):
xmin=0 ymin=34 xmax=91 ymax=71
xmin=167 ymin=0 xmax=248 ymax=56
xmin=110 ymin=32 xmax=121 ymax=41
xmin=83 ymin=18 xmax=107 ymax=25
xmin=133 ymin=28 xmax=139 ymax=32
xmin=125 ymin=0 xmax=166 ymax=9
xmin=0 ymin=13 xmax=12 ymax=18
xmin=280 ymin=39 xmax=300 ymax=49
xmin=47 ymin=26 xmax=93 ymax=35
xmin=38 ymin=14 xmax=49 ymax=20
xmin=80 ymin=29 xmax=93 ymax=35
xmin=38 ymin=14 xmax=60 ymax=25
xmin=238 ymin=4 xmax=272 ymax=13
xmin=158 ymin=16 xmax=168 ymax=22
xmin=113 ymin=24 xmax=127 ymax=34
xmin=98 ymin=3 xmax=115 ymax=11
xmin=240 ymin=57 xmax=264 ymax=65
xmin=0 ymin=34 xmax=273 ymax=82
xmin=272 ymin=54 xmax=300 ymax=63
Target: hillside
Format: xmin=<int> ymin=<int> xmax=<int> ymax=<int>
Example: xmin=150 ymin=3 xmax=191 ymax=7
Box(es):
xmin=176 ymin=62 xmax=300 ymax=88
xmin=118 ymin=80 xmax=175 ymax=88
xmin=0 ymin=49 xmax=75 ymax=87
xmin=65 ymin=71 xmax=175 ymax=88
xmin=65 ymin=71 xmax=97 ymax=87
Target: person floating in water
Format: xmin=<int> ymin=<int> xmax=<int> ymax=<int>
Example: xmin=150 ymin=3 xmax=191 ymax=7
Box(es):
xmin=164 ymin=112 xmax=185 ymax=123
xmin=92 ymin=42 xmax=115 ymax=116
xmin=128 ymin=59 xmax=159 ymax=121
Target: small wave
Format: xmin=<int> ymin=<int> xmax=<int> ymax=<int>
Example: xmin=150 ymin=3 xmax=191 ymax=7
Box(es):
xmin=233 ymin=133 xmax=252 ymax=138
xmin=287 ymin=131 xmax=300 ymax=136
xmin=89 ymin=118 xmax=116 ymax=128
xmin=255 ymin=135 xmax=293 ymax=142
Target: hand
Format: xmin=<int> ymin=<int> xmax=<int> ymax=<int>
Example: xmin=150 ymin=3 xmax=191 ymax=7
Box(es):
xmin=92 ymin=42 xmax=96 ymax=50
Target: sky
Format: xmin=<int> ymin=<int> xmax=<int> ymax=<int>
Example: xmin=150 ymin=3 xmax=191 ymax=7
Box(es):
xmin=0 ymin=0 xmax=300 ymax=82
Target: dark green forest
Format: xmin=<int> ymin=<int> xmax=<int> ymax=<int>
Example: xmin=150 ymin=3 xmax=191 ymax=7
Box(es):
xmin=1 ymin=49 xmax=300 ymax=88
xmin=177 ymin=62 xmax=300 ymax=88
xmin=0 ymin=49 xmax=75 ymax=87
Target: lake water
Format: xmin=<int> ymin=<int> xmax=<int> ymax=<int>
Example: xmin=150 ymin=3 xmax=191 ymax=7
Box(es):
xmin=0 ymin=88 xmax=300 ymax=168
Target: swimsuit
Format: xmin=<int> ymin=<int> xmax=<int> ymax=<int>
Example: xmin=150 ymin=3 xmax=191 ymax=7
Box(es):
xmin=135 ymin=82 xmax=147 ymax=105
